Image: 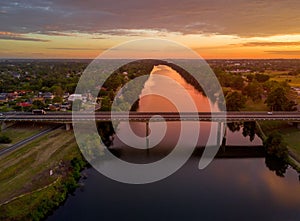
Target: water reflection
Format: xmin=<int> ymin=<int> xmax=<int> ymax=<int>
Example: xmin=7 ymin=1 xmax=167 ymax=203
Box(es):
xmin=47 ymin=157 xmax=300 ymax=221
xmin=265 ymin=156 xmax=289 ymax=177
xmin=49 ymin=64 xmax=299 ymax=220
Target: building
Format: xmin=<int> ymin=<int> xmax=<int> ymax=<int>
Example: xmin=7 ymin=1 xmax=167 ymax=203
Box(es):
xmin=43 ymin=92 xmax=54 ymax=100
xmin=0 ymin=93 xmax=8 ymax=102
xmin=68 ymin=94 xmax=82 ymax=102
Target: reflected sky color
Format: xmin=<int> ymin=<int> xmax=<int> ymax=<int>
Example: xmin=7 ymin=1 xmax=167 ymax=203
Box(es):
xmin=47 ymin=158 xmax=300 ymax=221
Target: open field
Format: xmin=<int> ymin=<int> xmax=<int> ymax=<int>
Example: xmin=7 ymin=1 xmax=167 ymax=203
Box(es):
xmin=0 ymin=128 xmax=80 ymax=207
xmin=266 ymin=70 xmax=300 ymax=87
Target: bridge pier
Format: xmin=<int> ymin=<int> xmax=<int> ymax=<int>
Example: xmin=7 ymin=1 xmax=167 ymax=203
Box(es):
xmin=221 ymin=123 xmax=227 ymax=152
xmin=146 ymin=122 xmax=149 ymax=150
xmin=65 ymin=123 xmax=71 ymax=131
xmin=216 ymin=122 xmax=221 ymax=146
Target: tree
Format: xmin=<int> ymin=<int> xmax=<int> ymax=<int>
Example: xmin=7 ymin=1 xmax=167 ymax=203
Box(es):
xmin=231 ymin=76 xmax=244 ymax=90
xmin=246 ymin=74 xmax=254 ymax=82
xmin=265 ymin=155 xmax=288 ymax=177
xmin=255 ymin=73 xmax=270 ymax=83
xmin=243 ymin=81 xmax=263 ymax=102
xmin=263 ymin=132 xmax=288 ymax=159
xmin=0 ymin=135 xmax=12 ymax=144
xmin=225 ymin=91 xmax=246 ymax=111
xmin=51 ymin=85 xmax=64 ymax=96
xmin=227 ymin=122 xmax=242 ymax=132
xmin=263 ymin=132 xmax=289 ymax=177
xmin=265 ymin=87 xmax=296 ymax=111
xmin=52 ymin=96 xmax=63 ymax=104
xmin=242 ymin=121 xmax=256 ymax=142
xmin=32 ymin=100 xmax=45 ymax=109
xmin=100 ymin=96 xmax=112 ymax=111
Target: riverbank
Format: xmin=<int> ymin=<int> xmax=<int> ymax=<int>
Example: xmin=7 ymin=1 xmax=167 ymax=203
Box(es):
xmin=257 ymin=120 xmax=300 ymax=173
xmin=0 ymin=128 xmax=87 ymax=220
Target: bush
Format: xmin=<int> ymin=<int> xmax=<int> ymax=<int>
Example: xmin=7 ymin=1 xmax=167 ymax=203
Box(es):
xmin=0 ymin=135 xmax=12 ymax=144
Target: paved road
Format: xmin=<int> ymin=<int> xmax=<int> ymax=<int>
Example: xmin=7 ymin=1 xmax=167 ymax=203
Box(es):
xmin=0 ymin=111 xmax=300 ymax=122
xmin=0 ymin=125 xmax=62 ymax=157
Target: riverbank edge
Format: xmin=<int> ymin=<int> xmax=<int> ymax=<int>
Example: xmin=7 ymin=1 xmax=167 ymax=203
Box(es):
xmin=0 ymin=154 xmax=88 ymax=220
xmin=256 ymin=121 xmax=300 ymax=173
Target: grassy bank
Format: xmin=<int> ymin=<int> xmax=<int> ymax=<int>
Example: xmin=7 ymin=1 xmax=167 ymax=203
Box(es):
xmin=258 ymin=120 xmax=300 ymax=172
xmin=242 ymin=99 xmax=268 ymax=111
xmin=0 ymin=123 xmax=47 ymax=150
xmin=0 ymin=128 xmax=86 ymax=220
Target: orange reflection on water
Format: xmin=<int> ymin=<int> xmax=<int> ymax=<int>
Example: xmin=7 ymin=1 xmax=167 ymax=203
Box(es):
xmin=260 ymin=169 xmax=300 ymax=207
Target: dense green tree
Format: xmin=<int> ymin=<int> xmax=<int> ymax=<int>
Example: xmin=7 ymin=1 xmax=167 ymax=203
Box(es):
xmin=242 ymin=81 xmax=263 ymax=102
xmin=52 ymin=96 xmax=63 ymax=104
xmin=51 ymin=85 xmax=64 ymax=96
xmin=225 ymin=91 xmax=246 ymax=111
xmin=32 ymin=100 xmax=45 ymax=109
xmin=100 ymin=96 xmax=111 ymax=111
xmin=0 ymin=135 xmax=12 ymax=143
xmin=255 ymin=73 xmax=270 ymax=83
xmin=231 ymin=76 xmax=245 ymax=90
xmin=265 ymin=87 xmax=296 ymax=111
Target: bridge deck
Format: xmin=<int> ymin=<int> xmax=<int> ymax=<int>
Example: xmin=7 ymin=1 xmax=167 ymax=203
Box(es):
xmin=0 ymin=111 xmax=300 ymax=123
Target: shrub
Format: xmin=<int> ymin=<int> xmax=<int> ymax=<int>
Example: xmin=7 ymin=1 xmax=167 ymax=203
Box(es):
xmin=0 ymin=135 xmax=12 ymax=144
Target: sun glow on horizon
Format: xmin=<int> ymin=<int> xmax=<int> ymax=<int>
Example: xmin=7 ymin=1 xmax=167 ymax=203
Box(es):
xmin=2 ymin=31 xmax=300 ymax=59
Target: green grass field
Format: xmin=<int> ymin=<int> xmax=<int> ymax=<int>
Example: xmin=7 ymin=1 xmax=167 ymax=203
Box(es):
xmin=266 ymin=70 xmax=300 ymax=87
xmin=279 ymin=127 xmax=300 ymax=156
xmin=0 ymin=128 xmax=80 ymax=205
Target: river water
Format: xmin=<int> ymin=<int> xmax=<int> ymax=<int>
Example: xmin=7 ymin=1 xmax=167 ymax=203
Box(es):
xmin=47 ymin=65 xmax=300 ymax=221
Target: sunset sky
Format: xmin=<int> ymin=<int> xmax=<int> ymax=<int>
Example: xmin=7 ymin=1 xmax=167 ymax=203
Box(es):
xmin=1 ymin=0 xmax=300 ymax=59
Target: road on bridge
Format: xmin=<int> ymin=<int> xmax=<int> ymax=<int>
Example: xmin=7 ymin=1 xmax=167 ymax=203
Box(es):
xmin=0 ymin=111 xmax=300 ymax=123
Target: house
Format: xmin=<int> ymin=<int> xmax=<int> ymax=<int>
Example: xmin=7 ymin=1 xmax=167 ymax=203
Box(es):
xmin=17 ymin=102 xmax=31 ymax=107
xmin=63 ymin=92 xmax=70 ymax=99
xmin=0 ymin=93 xmax=8 ymax=102
xmin=68 ymin=94 xmax=82 ymax=102
xmin=43 ymin=92 xmax=54 ymax=100
xmin=60 ymin=102 xmax=71 ymax=110
xmin=11 ymin=72 xmax=20 ymax=79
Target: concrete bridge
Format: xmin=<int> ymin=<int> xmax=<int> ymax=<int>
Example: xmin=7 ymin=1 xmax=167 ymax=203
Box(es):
xmin=1 ymin=111 xmax=299 ymax=155
xmin=1 ymin=111 xmax=300 ymax=123
xmin=1 ymin=111 xmax=299 ymax=131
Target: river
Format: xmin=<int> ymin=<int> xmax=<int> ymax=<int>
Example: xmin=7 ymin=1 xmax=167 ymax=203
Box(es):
xmin=47 ymin=65 xmax=300 ymax=221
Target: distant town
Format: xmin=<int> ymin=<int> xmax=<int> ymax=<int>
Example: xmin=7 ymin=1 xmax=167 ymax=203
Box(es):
xmin=0 ymin=59 xmax=299 ymax=113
